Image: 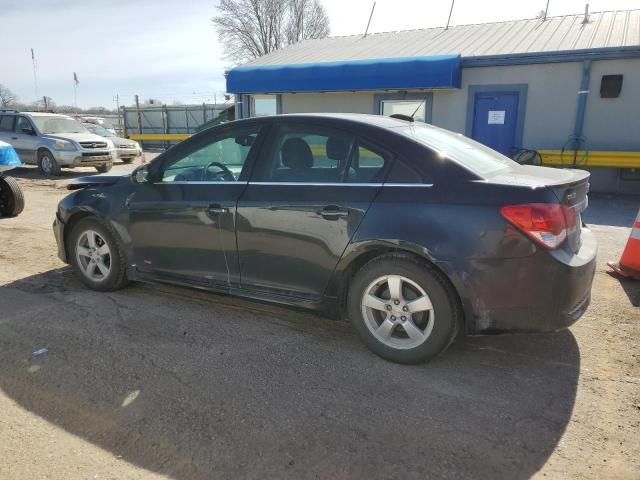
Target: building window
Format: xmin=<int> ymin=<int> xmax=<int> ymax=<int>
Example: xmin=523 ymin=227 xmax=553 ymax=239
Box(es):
xmin=600 ymin=75 xmax=623 ymax=98
xmin=250 ymin=95 xmax=278 ymax=117
xmin=380 ymin=99 xmax=427 ymax=123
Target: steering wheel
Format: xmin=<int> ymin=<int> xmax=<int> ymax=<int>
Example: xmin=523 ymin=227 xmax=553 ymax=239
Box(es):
xmin=203 ymin=161 xmax=235 ymax=182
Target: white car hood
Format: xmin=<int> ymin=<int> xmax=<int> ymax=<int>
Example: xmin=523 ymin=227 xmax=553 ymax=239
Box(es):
xmin=44 ymin=132 xmax=111 ymax=144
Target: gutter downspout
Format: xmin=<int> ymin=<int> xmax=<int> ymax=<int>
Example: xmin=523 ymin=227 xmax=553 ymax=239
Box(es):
xmin=573 ymin=59 xmax=591 ymax=151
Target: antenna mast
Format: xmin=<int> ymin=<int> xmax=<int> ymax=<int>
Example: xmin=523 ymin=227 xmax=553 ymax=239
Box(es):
xmin=445 ymin=0 xmax=456 ymax=30
xmin=364 ymin=1 xmax=376 ymax=37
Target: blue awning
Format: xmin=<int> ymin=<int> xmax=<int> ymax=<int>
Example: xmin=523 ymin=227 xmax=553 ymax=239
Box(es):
xmin=226 ymin=55 xmax=461 ymax=94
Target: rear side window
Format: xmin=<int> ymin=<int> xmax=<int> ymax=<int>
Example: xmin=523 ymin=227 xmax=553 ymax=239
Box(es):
xmin=344 ymin=143 xmax=388 ymax=183
xmin=0 ymin=115 xmax=14 ymax=132
xmin=254 ymin=125 xmax=391 ymax=184
xmin=396 ymin=124 xmax=517 ymax=176
xmin=385 ymin=157 xmax=426 ymax=183
xmin=255 ymin=127 xmax=355 ymax=183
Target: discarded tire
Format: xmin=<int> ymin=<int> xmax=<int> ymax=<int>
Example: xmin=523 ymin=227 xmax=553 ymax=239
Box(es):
xmin=0 ymin=174 xmax=25 ymax=217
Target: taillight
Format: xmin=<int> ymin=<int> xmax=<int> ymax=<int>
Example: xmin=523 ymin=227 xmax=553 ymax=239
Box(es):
xmin=500 ymin=203 xmax=575 ymax=249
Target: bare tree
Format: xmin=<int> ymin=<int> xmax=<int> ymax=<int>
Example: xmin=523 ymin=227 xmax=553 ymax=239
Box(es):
xmin=0 ymin=84 xmax=17 ymax=108
xmin=213 ymin=0 xmax=330 ymax=62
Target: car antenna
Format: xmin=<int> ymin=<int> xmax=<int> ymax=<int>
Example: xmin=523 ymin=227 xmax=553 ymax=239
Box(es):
xmin=410 ymin=98 xmax=426 ymax=120
xmin=388 ymin=99 xmax=426 ymax=123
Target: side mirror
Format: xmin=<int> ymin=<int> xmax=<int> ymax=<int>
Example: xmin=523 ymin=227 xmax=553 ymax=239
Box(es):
xmin=133 ymin=165 xmax=150 ymax=183
xmin=21 ymin=127 xmax=35 ymax=136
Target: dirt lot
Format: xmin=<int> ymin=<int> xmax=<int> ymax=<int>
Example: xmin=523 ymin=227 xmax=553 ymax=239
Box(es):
xmin=0 ymin=159 xmax=638 ymax=480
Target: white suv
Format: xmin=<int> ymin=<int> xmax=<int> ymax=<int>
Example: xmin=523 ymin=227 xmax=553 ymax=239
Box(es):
xmin=0 ymin=111 xmax=116 ymax=176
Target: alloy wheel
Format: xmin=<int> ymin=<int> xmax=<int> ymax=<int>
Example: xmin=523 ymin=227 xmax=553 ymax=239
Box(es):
xmin=360 ymin=274 xmax=435 ymax=350
xmin=75 ymin=230 xmax=112 ymax=282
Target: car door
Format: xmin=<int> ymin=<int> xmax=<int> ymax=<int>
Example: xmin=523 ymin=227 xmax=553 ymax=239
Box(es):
xmin=0 ymin=115 xmax=16 ymax=144
xmin=11 ymin=116 xmax=39 ymax=164
xmin=127 ymin=123 xmax=266 ymax=287
xmin=236 ymin=122 xmax=390 ymax=300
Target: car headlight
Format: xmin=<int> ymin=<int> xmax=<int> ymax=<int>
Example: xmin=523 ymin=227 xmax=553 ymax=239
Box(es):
xmin=54 ymin=140 xmax=77 ymax=151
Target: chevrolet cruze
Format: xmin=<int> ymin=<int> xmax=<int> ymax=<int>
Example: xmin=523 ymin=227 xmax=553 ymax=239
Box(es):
xmin=53 ymin=114 xmax=596 ymax=363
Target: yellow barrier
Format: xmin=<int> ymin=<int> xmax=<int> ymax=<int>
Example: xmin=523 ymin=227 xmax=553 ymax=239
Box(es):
xmin=539 ymin=150 xmax=640 ymax=169
xmin=128 ymin=133 xmax=191 ymax=141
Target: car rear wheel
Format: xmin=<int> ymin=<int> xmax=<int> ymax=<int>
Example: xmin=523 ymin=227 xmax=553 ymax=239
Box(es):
xmin=0 ymin=174 xmax=25 ymax=217
xmin=95 ymin=163 xmax=113 ymax=173
xmin=347 ymin=253 xmax=460 ymax=364
xmin=38 ymin=150 xmax=61 ymax=176
xmin=69 ymin=217 xmax=129 ymax=291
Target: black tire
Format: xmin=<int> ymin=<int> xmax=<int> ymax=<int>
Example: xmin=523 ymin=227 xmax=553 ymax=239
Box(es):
xmin=0 ymin=175 xmax=25 ymax=217
xmin=121 ymin=157 xmax=133 ymax=164
xmin=95 ymin=163 xmax=113 ymax=173
xmin=347 ymin=253 xmax=461 ymax=364
xmin=37 ymin=150 xmax=61 ymax=176
xmin=68 ymin=217 xmax=129 ymax=291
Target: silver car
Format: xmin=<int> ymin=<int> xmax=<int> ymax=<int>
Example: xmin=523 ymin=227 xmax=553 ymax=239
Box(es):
xmin=82 ymin=123 xmax=142 ymax=164
xmin=0 ymin=111 xmax=116 ymax=176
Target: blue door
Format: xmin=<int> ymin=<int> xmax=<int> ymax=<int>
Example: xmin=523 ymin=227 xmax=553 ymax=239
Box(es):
xmin=471 ymin=92 xmax=519 ymax=156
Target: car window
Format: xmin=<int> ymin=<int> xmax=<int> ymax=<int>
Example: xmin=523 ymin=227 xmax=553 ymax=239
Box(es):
xmin=345 ymin=143 xmax=388 ymax=183
xmin=395 ymin=123 xmax=517 ymax=175
xmin=0 ymin=115 xmax=14 ymax=132
xmin=30 ymin=116 xmax=87 ymax=134
xmin=254 ymin=127 xmax=355 ymax=183
xmin=15 ymin=116 xmax=34 ymax=134
xmin=161 ymin=127 xmax=260 ymax=183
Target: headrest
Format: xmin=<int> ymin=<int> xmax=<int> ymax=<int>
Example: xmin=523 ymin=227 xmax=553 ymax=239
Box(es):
xmin=326 ymin=136 xmax=351 ymax=161
xmin=281 ymin=138 xmax=313 ymax=170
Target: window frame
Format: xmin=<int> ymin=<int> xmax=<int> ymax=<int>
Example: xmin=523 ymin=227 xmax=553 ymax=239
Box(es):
xmin=15 ymin=115 xmax=35 ymax=135
xmin=152 ymin=123 xmax=269 ymax=184
xmin=251 ymin=122 xmax=395 ymax=185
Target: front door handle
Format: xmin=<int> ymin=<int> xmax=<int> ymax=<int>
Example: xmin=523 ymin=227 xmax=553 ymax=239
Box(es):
xmin=11 ymin=136 xmax=17 ymax=140
xmin=207 ymin=204 xmax=229 ymax=215
xmin=318 ymin=206 xmax=349 ymax=218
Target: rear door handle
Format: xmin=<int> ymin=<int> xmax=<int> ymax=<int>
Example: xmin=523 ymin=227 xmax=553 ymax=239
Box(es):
xmin=318 ymin=205 xmax=349 ymax=218
xmin=207 ymin=204 xmax=229 ymax=215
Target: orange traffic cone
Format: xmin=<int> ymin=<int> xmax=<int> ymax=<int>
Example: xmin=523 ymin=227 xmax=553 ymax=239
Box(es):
xmin=608 ymin=208 xmax=640 ymax=280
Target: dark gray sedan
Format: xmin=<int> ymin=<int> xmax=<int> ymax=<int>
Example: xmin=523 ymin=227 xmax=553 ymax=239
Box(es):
xmin=53 ymin=114 xmax=596 ymax=363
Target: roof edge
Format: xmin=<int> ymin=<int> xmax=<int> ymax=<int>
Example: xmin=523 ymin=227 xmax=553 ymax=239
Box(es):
xmin=462 ymin=46 xmax=640 ymax=67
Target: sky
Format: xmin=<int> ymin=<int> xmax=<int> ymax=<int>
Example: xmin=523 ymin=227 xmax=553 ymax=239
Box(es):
xmin=1 ymin=0 xmax=639 ymax=108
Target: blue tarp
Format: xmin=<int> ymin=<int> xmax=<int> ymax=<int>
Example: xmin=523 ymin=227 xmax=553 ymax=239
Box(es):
xmin=226 ymin=55 xmax=461 ymax=94
xmin=0 ymin=141 xmax=22 ymax=171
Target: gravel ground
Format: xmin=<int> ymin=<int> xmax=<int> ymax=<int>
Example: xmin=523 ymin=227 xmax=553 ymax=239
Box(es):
xmin=0 ymin=159 xmax=638 ymax=480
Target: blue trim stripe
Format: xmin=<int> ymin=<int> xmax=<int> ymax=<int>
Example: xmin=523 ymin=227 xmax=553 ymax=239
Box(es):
xmin=226 ymin=55 xmax=462 ymax=94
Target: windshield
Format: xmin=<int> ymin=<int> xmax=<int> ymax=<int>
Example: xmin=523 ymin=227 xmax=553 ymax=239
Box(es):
xmin=32 ymin=116 xmax=88 ymax=134
xmin=86 ymin=124 xmax=114 ymax=137
xmin=396 ymin=124 xmax=517 ymax=175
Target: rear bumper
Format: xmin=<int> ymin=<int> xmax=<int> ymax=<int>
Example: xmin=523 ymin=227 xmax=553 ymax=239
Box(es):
xmin=467 ymin=227 xmax=597 ymax=333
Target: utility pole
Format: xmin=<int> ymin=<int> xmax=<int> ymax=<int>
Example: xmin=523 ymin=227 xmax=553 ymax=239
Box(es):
xmin=30 ymin=48 xmax=39 ymax=109
xmin=43 ymin=96 xmax=48 ymax=112
xmin=114 ymin=94 xmax=121 ymax=133
xmin=135 ymin=94 xmax=142 ymax=134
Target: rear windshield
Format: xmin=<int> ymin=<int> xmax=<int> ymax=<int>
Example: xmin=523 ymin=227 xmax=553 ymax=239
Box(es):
xmin=395 ymin=124 xmax=517 ymax=175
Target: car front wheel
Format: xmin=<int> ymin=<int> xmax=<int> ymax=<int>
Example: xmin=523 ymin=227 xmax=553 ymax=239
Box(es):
xmin=347 ymin=253 xmax=460 ymax=364
xmin=38 ymin=150 xmax=61 ymax=176
xmin=95 ymin=163 xmax=113 ymax=173
xmin=69 ymin=217 xmax=129 ymax=291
